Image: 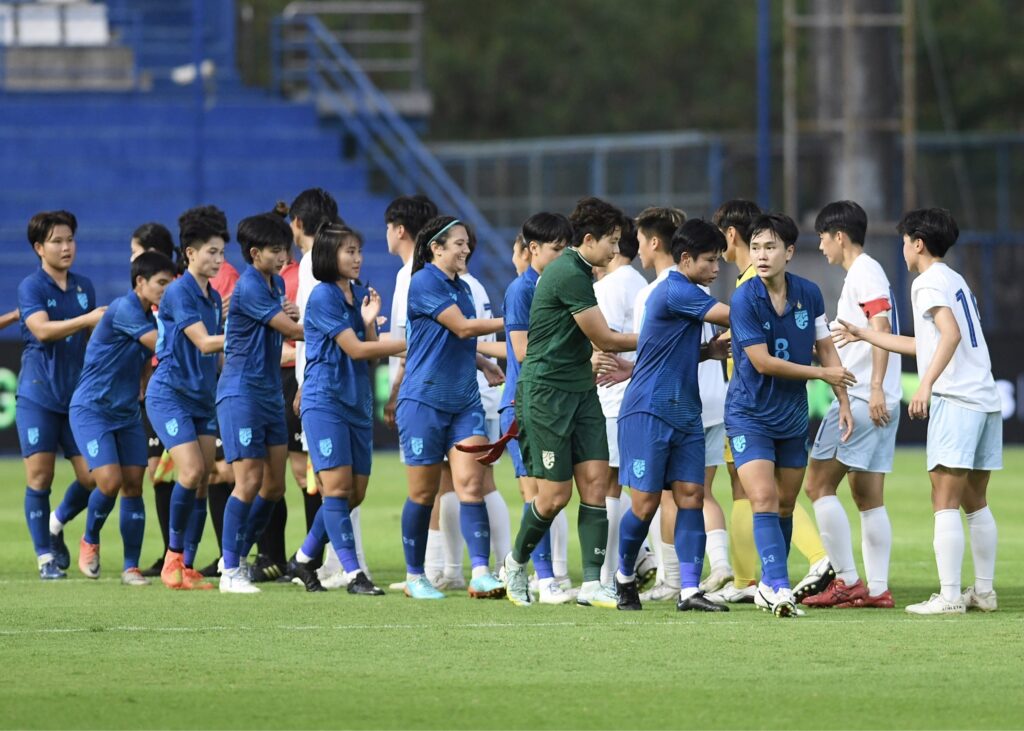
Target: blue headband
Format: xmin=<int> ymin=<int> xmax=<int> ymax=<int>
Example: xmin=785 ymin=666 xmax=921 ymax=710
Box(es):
xmin=428 ymin=219 xmax=462 ymax=246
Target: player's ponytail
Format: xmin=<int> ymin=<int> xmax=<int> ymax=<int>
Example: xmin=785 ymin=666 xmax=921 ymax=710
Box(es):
xmin=412 ymin=215 xmax=459 ymax=274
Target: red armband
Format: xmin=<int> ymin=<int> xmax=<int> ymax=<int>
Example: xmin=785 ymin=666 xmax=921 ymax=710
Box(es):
xmin=860 ymin=298 xmax=891 ymax=319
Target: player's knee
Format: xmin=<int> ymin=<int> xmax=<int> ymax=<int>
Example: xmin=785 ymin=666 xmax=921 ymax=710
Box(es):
xmin=177 ymin=462 xmax=206 ymax=489
xmin=25 ymin=467 xmax=55 ymax=490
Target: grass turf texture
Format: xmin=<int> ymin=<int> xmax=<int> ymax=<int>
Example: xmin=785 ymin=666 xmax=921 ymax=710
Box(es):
xmin=1 ymin=448 xmax=1023 ymax=730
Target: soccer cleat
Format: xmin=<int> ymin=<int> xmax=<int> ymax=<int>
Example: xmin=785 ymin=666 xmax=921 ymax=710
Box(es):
xmin=538 ymin=579 xmax=575 ymax=605
xmin=433 ymin=574 xmax=467 ymax=591
xmin=615 ymin=577 xmax=642 ymax=611
xmin=705 ymin=582 xmax=757 ymax=604
xmin=634 ymin=548 xmax=659 ymax=592
xmin=962 ymin=586 xmax=997 ymax=612
xmin=503 ymin=553 xmax=531 ymax=607
xmin=39 ymin=559 xmax=67 ymax=580
xmin=78 ymin=538 xmax=100 ymax=579
xmin=181 ymin=567 xmax=214 ymax=590
xmin=677 ymin=590 xmax=730 ymax=612
xmin=802 ymin=577 xmax=868 ymax=607
xmin=121 ymin=567 xmax=151 ymax=586
xmin=792 ymin=558 xmax=836 ymax=602
xmin=347 ymin=571 xmax=385 ymax=596
xmin=388 ymin=580 xmax=407 ymax=591
xmin=698 ymin=567 xmax=734 ymax=594
xmin=50 ymin=525 xmax=71 ymax=571
xmin=577 ymin=581 xmax=618 ymax=609
xmin=248 ymin=554 xmax=286 ymax=583
xmin=404 ymin=575 xmax=445 ymax=600
xmin=468 ymin=573 xmax=506 ymax=599
xmin=836 ymin=589 xmax=895 ymax=609
xmin=640 ymin=581 xmax=681 ymax=602
xmin=139 ymin=557 xmax=165 ymax=578
xmin=287 ymin=559 xmax=326 ymax=592
xmin=906 ymin=593 xmax=966 ymax=615
xmin=754 ymin=582 xmax=802 ymax=617
xmin=161 ymin=550 xmax=185 ymax=589
xmin=219 ymin=566 xmax=261 ymax=594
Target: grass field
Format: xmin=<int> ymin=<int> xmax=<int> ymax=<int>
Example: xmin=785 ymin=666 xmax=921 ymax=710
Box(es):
xmin=2 ymin=448 xmax=1023 ymax=730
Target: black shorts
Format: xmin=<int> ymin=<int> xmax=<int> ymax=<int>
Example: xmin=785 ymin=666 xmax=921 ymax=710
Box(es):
xmin=140 ymin=400 xmax=165 ymax=460
xmin=282 ymin=367 xmax=304 ymax=453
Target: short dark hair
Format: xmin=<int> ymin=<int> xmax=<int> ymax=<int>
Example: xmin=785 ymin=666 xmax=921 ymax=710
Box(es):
xmin=512 ymin=232 xmax=528 ymax=252
xmin=635 ymin=207 xmax=686 ymax=249
xmin=237 ymin=213 xmax=293 ymax=264
xmin=750 ymin=212 xmax=799 ymax=248
xmin=671 ymin=218 xmax=728 ymax=263
xmin=385 ymin=195 xmax=438 ymax=239
xmin=412 ymin=215 xmax=461 ymax=273
xmin=131 ymin=250 xmax=176 ymax=288
xmin=897 ymin=208 xmax=959 ymax=258
xmin=27 ymin=210 xmax=77 ymax=249
xmin=311 ymin=224 xmax=363 ymax=282
xmin=712 ymin=199 xmax=761 ymax=245
xmin=617 ymin=218 xmax=639 ymax=261
xmin=521 ymin=212 xmax=572 ymax=246
xmin=178 ymin=205 xmax=229 ymax=267
xmin=290 ymin=188 xmax=341 ymax=235
xmin=815 ymin=200 xmax=868 ymax=245
xmin=131 ymin=222 xmax=175 ymax=259
xmin=568 ymin=197 xmax=626 ymax=247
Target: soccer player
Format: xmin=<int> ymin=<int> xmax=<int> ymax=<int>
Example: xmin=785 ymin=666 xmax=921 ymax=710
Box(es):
xmin=70 ymin=252 xmax=176 ymax=584
xmin=216 ymin=212 xmax=304 ymax=594
xmin=834 ymin=208 xmax=1001 ymax=615
xmin=396 ymin=216 xmax=506 ymax=600
xmin=725 ymin=212 xmax=855 ymax=617
xmin=288 ymin=224 xmax=403 ymax=594
xmin=503 ymin=196 xmax=638 ymax=609
xmin=145 ymin=205 xmax=227 ymax=590
xmin=500 ymin=213 xmax=573 ymax=603
xmin=614 ymin=218 xmax=732 ymax=612
xmin=803 ymin=201 xmax=901 ymax=608
xmin=17 ymin=210 xmax=103 ymax=579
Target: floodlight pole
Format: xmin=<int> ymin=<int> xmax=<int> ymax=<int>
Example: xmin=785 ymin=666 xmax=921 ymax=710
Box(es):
xmin=192 ymin=0 xmax=205 ymax=205
xmin=756 ymin=0 xmax=772 ymax=209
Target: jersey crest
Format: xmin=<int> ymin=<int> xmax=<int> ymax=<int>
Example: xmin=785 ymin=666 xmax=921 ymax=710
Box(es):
xmin=795 ymin=310 xmax=808 ymax=330
xmin=77 ymin=292 xmax=89 ymax=311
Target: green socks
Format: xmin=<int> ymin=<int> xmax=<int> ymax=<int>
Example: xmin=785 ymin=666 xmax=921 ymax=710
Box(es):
xmin=578 ymin=502 xmax=609 ymax=583
xmin=512 ymin=501 xmax=553 ymax=564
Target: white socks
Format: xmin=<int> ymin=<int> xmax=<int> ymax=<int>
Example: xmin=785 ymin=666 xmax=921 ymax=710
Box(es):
xmin=661 ymin=541 xmax=680 ymax=589
xmin=965 ymin=506 xmax=997 ymax=594
xmin=424 ymin=529 xmax=444 ymax=580
xmin=705 ymin=529 xmax=731 ymax=574
xmin=601 ymin=495 xmax=622 ymax=585
xmin=859 ymin=506 xmax=891 ymax=595
xmin=351 ymin=507 xmax=370 ymax=579
xmin=933 ymin=509 xmax=964 ymax=602
xmin=438 ymin=491 xmax=463 ymax=579
xmin=483 ymin=491 xmax=511 ymax=561
xmin=813 ymin=495 xmax=858 ymax=585
xmin=551 ymin=509 xmax=569 ymax=577
xmin=49 ymin=511 xmax=64 ymax=536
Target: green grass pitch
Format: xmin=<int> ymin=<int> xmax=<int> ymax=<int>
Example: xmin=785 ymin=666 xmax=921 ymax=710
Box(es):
xmin=1 ymin=448 xmax=1022 ymax=730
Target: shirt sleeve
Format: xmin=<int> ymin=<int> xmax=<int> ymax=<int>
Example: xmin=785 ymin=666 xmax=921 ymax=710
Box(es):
xmin=914 ymin=285 xmax=949 ymax=320
xmin=170 ymin=285 xmax=202 ymax=330
xmin=667 ymin=281 xmax=716 ymax=322
xmin=111 ymin=299 xmax=156 ymax=341
xmin=17 ymin=276 xmax=47 ymax=320
xmin=504 ymin=281 xmax=531 ymax=332
xmin=810 ymin=283 xmax=830 ymax=340
xmin=558 ymin=268 xmax=598 ymax=316
xmin=310 ymin=288 xmax=353 ymax=341
xmin=236 ymin=277 xmax=283 ymax=325
xmin=730 ymin=287 xmax=767 ymax=348
xmin=411 ymin=272 xmax=457 ymax=320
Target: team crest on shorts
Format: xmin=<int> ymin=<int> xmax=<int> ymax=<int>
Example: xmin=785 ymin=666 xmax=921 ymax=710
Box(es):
xmin=732 ymin=435 xmax=747 ymax=453
xmin=318 ymin=438 xmax=333 ymax=458
xmin=795 ymin=310 xmax=808 ymax=330
xmin=77 ymin=292 xmax=89 ymax=311
xmin=27 ymin=427 xmax=39 ymax=446
xmin=542 ymin=450 xmax=555 ymax=469
xmin=410 ymin=437 xmax=424 ymax=456
xmin=239 ymin=428 xmax=252 ymax=447
xmin=87 ymin=440 xmax=99 ymax=458
xmin=165 ymin=418 xmax=179 ymax=437
xmin=632 ymin=459 xmax=646 ymax=479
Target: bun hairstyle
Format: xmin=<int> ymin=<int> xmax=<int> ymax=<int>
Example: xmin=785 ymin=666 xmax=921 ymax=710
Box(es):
xmin=412 ymin=215 xmax=465 ymax=273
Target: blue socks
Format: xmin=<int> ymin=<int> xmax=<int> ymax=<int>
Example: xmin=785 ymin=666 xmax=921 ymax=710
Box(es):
xmin=84 ymin=489 xmax=116 ymax=545
xmin=54 ymin=480 xmax=91 ymax=526
xmin=323 ymin=496 xmax=360 ymax=574
xmin=780 ymin=515 xmax=793 ymax=558
xmin=183 ymin=496 xmax=207 ymax=568
xmin=221 ymin=496 xmax=252 ymax=570
xmin=299 ymin=507 xmax=327 ymax=560
xmin=401 ymin=498 xmax=432 ymax=575
xmin=240 ymin=495 xmax=278 ymax=559
xmin=168 ymin=482 xmax=196 ymax=553
xmin=674 ymin=508 xmax=706 ymax=590
xmin=617 ymin=508 xmax=652 ymax=578
xmin=119 ymin=497 xmax=145 ymax=570
xmin=527 ymin=503 xmax=554 ymax=580
xmin=459 ymin=501 xmax=490 ymax=569
xmin=753 ymin=511 xmax=789 ymax=590
xmin=24 ymin=487 xmax=51 ymax=557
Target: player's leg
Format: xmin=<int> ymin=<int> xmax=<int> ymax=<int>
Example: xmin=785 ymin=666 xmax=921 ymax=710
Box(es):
xmin=481 ymin=466 xmax=511 ymax=572
xmin=724 ymin=454 xmax=759 ymax=601
xmin=906 ymin=466 xmax=968 ymax=614
xmin=118 ymin=463 xmax=148 ymax=586
xmin=79 ymin=459 xmax=122 ymax=580
xmin=962 ymin=469 xmax=997 ymax=611
xmin=601 ymin=417 xmax=622 ymax=586
xmin=701 ymin=425 xmax=732 ymax=593
xmin=804 ymin=455 xmax=861 ymax=606
xmin=18 ymin=398 xmax=65 ymax=577
xmin=642 ymin=494 xmax=681 ymax=601
xmin=140 ymin=402 xmax=171 ymax=576
xmin=435 ymin=466 xmax=464 ymax=589
xmin=450 ymin=439 xmax=505 ymax=599
xmin=201 ymin=446 xmax=233 ymax=577
xmin=247 ymin=408 xmax=291 ymax=580
xmin=672 ymin=476 xmax=727 ymax=613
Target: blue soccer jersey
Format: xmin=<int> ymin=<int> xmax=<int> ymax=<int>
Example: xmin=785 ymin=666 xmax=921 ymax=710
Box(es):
xmin=399 ymin=263 xmax=482 ymax=413
xmin=725 ymin=272 xmax=827 ymax=439
xmin=301 ymin=282 xmax=373 ymax=428
xmin=620 ymin=270 xmax=716 ymax=433
xmin=16 ymin=268 xmax=97 ymax=413
xmin=216 ymin=265 xmax=286 ymax=404
xmin=499 ymin=266 xmax=539 ymax=413
xmin=147 ymin=271 xmax=223 ymax=412
xmin=69 ymin=292 xmax=156 ymax=426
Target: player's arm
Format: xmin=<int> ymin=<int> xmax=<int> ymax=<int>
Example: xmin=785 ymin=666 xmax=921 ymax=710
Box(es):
xmin=476 ymin=341 xmax=507 ymax=359
xmin=24 ymin=307 xmax=106 ymax=343
xmin=334 ymin=328 xmax=404 ymax=361
xmin=435 ymin=305 xmax=503 ymax=339
xmin=908 ymin=306 xmax=960 ymax=420
xmin=476 ymin=353 xmax=505 ymax=386
xmin=138 ymin=330 xmax=159 ymax=353
xmin=867 ymin=314 xmax=893 ymax=426
xmin=280 ymin=342 xmax=296 ymax=367
xmin=743 ymin=343 xmax=855 ymax=388
xmin=268 ymin=311 xmax=304 ymax=341
xmin=384 ymin=362 xmax=404 ymax=428
xmin=815 ymin=334 xmax=854 ymax=441
xmin=574 ymin=306 xmax=637 ymax=353
xmin=182 ymin=321 xmax=225 ymax=354
xmin=834 ymin=318 xmax=915 ymax=356
xmin=509 ymin=330 xmax=528 ymax=363
xmin=0 ymin=308 xmax=19 ymax=330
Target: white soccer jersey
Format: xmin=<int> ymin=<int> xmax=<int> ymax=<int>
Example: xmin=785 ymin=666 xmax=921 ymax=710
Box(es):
xmin=697 ymin=284 xmax=726 ymax=428
xmin=832 ymin=253 xmax=903 ymax=405
xmin=594 ymin=264 xmax=648 ymax=418
xmin=294 ymin=252 xmax=315 ymax=386
xmin=387 ymin=260 xmax=412 ymax=389
xmin=462 ymin=272 xmax=501 ymax=418
xmin=911 ymin=262 xmax=1000 ymax=412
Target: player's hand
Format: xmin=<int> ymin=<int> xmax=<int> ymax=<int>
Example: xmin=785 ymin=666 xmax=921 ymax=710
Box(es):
xmin=384 ymin=395 xmax=398 ymax=428
xmin=376 ymin=315 xmax=388 ymax=329
xmin=221 ymin=294 xmax=231 ymax=320
xmin=869 ymin=385 xmax=890 ymax=427
xmin=909 ymin=383 xmax=931 ymax=420
xmin=282 ymin=299 xmax=300 ymax=322
xmin=592 ymin=351 xmax=617 ymax=375
xmin=820 ymin=366 xmax=856 ymax=388
xmin=838 ymin=402 xmax=854 ymax=442
xmin=706 ymin=332 xmax=731 ymax=361
xmin=84 ymin=306 xmax=107 ymax=327
xmin=595 ymin=353 xmax=633 ymax=386
xmin=831 ymin=318 xmax=862 ymax=348
xmin=480 ymin=359 xmax=505 ymax=387
xmin=361 ymin=288 xmax=382 ymax=327
xmin=292 ymin=387 xmax=301 ymax=417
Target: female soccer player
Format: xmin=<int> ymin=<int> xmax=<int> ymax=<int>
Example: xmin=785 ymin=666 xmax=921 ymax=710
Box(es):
xmin=17 ymin=210 xmax=103 ymax=580
xmin=288 ymin=224 xmax=405 ymax=594
xmin=216 ymin=212 xmax=304 ymax=594
xmin=724 ymin=212 xmax=855 ymax=618
xmin=397 ymin=216 xmax=506 ymax=600
xmin=69 ymin=252 xmax=176 ymax=584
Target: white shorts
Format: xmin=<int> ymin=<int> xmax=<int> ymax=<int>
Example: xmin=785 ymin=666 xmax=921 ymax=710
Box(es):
xmin=810 ymin=398 xmax=899 ymax=473
xmin=926 ymin=397 xmax=1002 ymax=472
xmin=606 ymin=417 xmax=619 ymax=469
xmin=704 ymin=423 xmax=725 ymax=468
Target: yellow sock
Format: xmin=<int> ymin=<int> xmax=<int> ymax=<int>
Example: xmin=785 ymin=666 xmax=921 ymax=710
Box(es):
xmin=730 ymin=498 xmax=758 ymax=588
xmin=792 ymin=501 xmax=828 ymax=564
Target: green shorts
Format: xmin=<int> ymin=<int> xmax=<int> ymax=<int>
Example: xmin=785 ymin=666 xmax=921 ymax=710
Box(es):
xmin=515 ymin=380 xmax=608 ymax=483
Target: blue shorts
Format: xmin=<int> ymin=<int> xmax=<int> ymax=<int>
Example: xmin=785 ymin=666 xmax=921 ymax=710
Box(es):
xmin=811 ymin=398 xmax=899 ymax=473
xmin=15 ymin=397 xmax=79 ymax=459
xmin=69 ymin=406 xmax=147 ymax=471
xmin=727 ymin=431 xmax=808 ymax=470
xmin=301 ymin=407 xmax=372 ymax=476
xmin=396 ymin=399 xmax=486 ymax=466
xmin=146 ymin=391 xmax=218 ymax=451
xmin=500 ymin=406 xmax=526 ymax=478
xmin=618 ymin=413 xmax=706 ymax=492
xmin=216 ymin=395 xmax=288 ymax=463
xmin=926 ymin=396 xmax=1002 ymax=472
